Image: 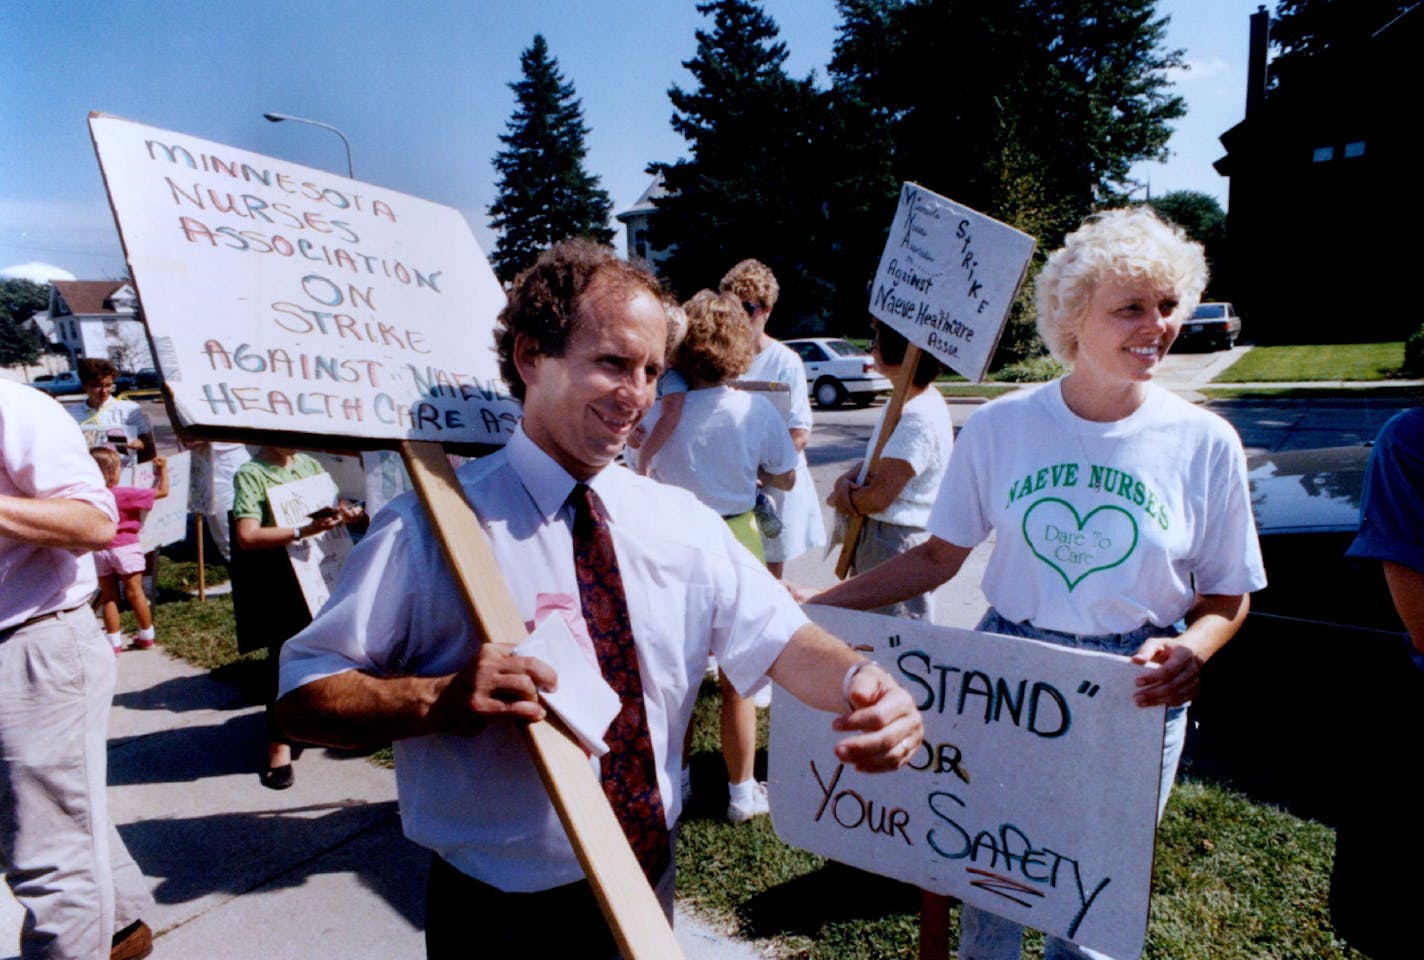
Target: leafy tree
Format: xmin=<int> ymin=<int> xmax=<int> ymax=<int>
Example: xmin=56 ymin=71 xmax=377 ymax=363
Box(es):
xmin=487 ymin=34 xmax=613 ymax=284
xmin=647 ymin=0 xmax=835 ymax=331
xmin=1270 ymin=1 xmax=1414 ymax=89
xmin=0 ymin=279 xmax=48 ymax=367
xmin=826 ymin=0 xmax=1186 ymax=362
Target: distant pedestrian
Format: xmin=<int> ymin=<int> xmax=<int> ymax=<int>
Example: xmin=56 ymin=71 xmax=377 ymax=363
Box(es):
xmin=71 ymin=357 xmax=154 ymax=464
xmin=827 ymin=320 xmax=950 ymax=621
xmin=89 ymin=448 xmax=169 ymax=652
xmin=231 ymin=447 xmax=362 ymax=790
xmin=720 ymin=259 xmax=826 ymax=578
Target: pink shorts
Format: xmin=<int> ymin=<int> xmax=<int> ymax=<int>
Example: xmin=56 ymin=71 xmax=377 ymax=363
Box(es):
xmin=94 ymin=541 xmax=147 ymax=577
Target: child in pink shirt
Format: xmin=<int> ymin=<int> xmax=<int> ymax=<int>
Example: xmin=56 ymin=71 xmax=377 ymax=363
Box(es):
xmin=89 ymin=448 xmax=169 ymax=651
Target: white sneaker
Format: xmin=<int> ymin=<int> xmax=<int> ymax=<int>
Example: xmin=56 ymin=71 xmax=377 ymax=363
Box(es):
xmin=727 ymin=781 xmax=769 ymax=824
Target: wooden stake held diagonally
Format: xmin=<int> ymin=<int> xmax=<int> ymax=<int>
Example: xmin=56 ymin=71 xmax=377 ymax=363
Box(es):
xmin=399 ymin=440 xmax=684 ymax=960
xmin=834 ymin=344 xmax=925 ymax=580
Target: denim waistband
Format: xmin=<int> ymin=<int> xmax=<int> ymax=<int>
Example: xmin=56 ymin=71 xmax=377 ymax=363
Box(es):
xmin=977 ymin=607 xmax=1180 ymax=657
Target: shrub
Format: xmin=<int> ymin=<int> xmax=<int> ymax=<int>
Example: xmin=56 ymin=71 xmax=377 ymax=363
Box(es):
xmin=1404 ymin=324 xmax=1424 ymax=377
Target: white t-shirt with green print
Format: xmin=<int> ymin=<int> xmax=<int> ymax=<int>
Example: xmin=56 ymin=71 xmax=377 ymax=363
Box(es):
xmin=928 ymin=380 xmax=1265 ymax=636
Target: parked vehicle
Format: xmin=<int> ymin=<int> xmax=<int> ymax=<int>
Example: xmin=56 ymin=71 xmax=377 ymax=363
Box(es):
xmin=131 ymin=368 xmax=164 ymax=390
xmin=1186 ymin=443 xmax=1407 ymax=822
xmin=784 ymin=338 xmax=892 ymax=409
xmin=1176 ymin=301 xmax=1241 ymax=351
xmin=30 ymin=371 xmax=83 ymax=396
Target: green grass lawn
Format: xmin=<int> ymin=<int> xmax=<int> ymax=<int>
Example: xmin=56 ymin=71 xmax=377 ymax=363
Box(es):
xmin=1214 ymin=342 xmax=1405 ymax=383
xmin=142 ymin=559 xmax=1366 ymax=958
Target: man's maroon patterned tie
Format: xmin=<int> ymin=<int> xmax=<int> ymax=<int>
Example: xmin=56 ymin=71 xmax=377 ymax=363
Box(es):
xmin=570 ymin=483 xmax=670 ymax=881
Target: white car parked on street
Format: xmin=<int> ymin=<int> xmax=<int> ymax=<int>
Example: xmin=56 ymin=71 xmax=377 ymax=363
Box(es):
xmin=784 ymin=338 xmax=892 ymax=409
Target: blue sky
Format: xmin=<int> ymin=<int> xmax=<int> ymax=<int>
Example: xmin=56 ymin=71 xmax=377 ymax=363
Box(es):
xmin=0 ymin=0 xmax=1266 ymax=280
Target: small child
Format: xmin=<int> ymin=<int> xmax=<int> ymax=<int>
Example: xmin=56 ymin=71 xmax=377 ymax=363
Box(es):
xmin=89 ymin=448 xmax=169 ymax=652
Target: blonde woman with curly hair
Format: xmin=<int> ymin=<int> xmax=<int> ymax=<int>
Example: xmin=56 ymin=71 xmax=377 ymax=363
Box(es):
xmin=813 ymin=207 xmax=1266 ymax=959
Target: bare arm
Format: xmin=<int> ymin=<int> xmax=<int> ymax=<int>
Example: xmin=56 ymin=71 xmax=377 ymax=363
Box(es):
xmin=234 ymin=513 xmax=347 ymax=550
xmin=633 ymin=391 xmax=685 ymax=476
xmin=1131 ymin=592 xmax=1249 ymax=707
xmin=758 ymin=465 xmax=796 ymax=491
xmin=827 ymin=457 xmax=915 ymax=517
xmin=152 ymin=457 xmax=170 ymax=500
xmin=789 ymin=427 xmax=810 ymax=454
xmin=276 ymin=642 xmax=557 ymax=750
xmin=812 ymin=535 xmax=970 ymax=610
xmin=1383 ymin=561 xmax=1424 ymax=652
xmin=768 ymin=622 xmax=923 ymax=772
xmin=0 ymin=495 xmax=115 ymax=550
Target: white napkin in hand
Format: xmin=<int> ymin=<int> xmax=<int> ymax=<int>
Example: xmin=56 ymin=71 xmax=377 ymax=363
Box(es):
xmin=517 ymin=603 xmax=619 ymax=757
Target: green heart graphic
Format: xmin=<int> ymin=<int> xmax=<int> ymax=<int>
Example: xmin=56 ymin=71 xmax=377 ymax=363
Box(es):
xmin=1022 ymin=498 xmax=1138 ymax=591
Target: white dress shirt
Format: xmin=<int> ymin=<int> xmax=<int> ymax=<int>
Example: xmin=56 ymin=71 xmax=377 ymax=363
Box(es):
xmin=279 ymin=426 xmax=808 ymax=891
xmin=1 ymin=381 xmax=118 ymax=629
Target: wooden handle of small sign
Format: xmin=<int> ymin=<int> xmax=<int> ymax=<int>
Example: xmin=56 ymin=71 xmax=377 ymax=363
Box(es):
xmin=398 ymin=441 xmax=683 ymax=960
xmin=835 ymin=346 xmax=924 ymax=579
xmin=196 ymin=514 xmax=207 ymax=602
xmin=917 ymin=891 xmax=953 ymax=960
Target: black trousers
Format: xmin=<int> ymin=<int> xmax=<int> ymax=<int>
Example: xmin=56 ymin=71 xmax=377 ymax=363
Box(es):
xmin=425 ymin=855 xmax=630 ymax=960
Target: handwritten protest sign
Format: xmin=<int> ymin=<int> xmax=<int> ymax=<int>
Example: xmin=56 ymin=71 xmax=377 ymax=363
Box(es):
xmin=89 ymin=114 xmax=519 ymax=448
xmin=771 ymin=606 xmax=1163 ymax=959
xmin=265 ymin=472 xmax=351 ymax=616
xmin=869 ymin=183 xmax=1035 ymax=381
xmin=138 ymin=451 xmax=190 ymax=552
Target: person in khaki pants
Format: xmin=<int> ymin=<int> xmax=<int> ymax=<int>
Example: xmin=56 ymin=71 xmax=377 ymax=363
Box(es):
xmin=0 ymin=379 xmax=154 ymax=960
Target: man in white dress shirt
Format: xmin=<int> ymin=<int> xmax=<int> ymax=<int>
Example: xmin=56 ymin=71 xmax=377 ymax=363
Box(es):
xmin=276 ymin=239 xmax=922 ymax=958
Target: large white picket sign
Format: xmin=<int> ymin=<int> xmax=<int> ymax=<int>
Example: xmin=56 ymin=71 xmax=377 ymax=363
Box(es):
xmin=869 ymin=183 xmax=1035 ymax=381
xmin=770 ymin=606 xmax=1163 ymax=959
xmin=89 ymin=114 xmax=519 ymax=447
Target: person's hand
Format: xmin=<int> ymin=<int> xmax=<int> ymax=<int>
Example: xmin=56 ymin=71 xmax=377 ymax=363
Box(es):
xmin=152 ymin=455 xmax=167 ymax=470
xmin=431 ymin=642 xmax=558 ymax=734
xmin=627 ymin=424 xmax=647 ymax=449
xmin=826 ymin=474 xmax=858 ymax=515
xmin=831 ymin=664 xmax=924 ymax=772
xmin=783 ymin=581 xmax=815 ymax=604
xmin=127 ymin=437 xmax=145 ymax=452
xmin=1131 ymin=636 xmax=1203 ymax=707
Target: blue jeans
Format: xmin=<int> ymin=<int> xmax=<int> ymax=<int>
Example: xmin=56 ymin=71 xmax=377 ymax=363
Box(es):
xmin=958 ymin=609 xmax=1187 ymax=960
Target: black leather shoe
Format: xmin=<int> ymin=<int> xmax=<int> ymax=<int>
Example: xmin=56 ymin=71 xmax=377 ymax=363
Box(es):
xmin=260 ymin=763 xmax=295 ymax=790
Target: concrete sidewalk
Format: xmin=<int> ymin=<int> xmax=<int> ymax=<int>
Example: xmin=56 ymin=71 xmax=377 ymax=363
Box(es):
xmin=0 ymin=646 xmax=766 ymax=959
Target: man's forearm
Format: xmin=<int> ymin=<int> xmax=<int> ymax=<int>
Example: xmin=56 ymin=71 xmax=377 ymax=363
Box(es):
xmin=0 ymin=495 xmax=115 ymax=550
xmin=275 ymin=670 xmax=451 ymax=750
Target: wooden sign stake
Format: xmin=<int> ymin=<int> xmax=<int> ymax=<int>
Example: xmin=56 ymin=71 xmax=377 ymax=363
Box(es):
xmin=398 ymin=441 xmax=684 ymax=960
xmin=834 ymin=345 xmax=925 ymax=579
xmin=918 ymin=891 xmax=953 ymax=960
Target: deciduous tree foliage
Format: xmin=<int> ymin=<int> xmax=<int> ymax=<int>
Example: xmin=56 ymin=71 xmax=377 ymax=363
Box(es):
xmin=828 ymin=0 xmax=1186 ymax=359
xmin=650 ymin=0 xmax=1186 ymax=358
xmin=0 ymin=279 xmax=48 ymax=367
xmin=1270 ymin=0 xmax=1415 ymax=89
xmin=488 ymin=34 xmax=613 ymax=284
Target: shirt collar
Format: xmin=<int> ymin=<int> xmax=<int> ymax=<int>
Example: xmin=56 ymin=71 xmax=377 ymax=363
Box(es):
xmin=505 ymin=425 xmax=631 ymax=521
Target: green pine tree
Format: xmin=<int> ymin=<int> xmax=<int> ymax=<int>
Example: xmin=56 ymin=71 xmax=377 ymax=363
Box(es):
xmin=487 ymin=35 xmax=613 ymax=284
xmin=647 ymin=0 xmax=836 ymax=331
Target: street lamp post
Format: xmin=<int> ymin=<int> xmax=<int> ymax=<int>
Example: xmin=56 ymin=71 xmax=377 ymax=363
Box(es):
xmin=262 ymin=112 xmax=354 ymax=178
